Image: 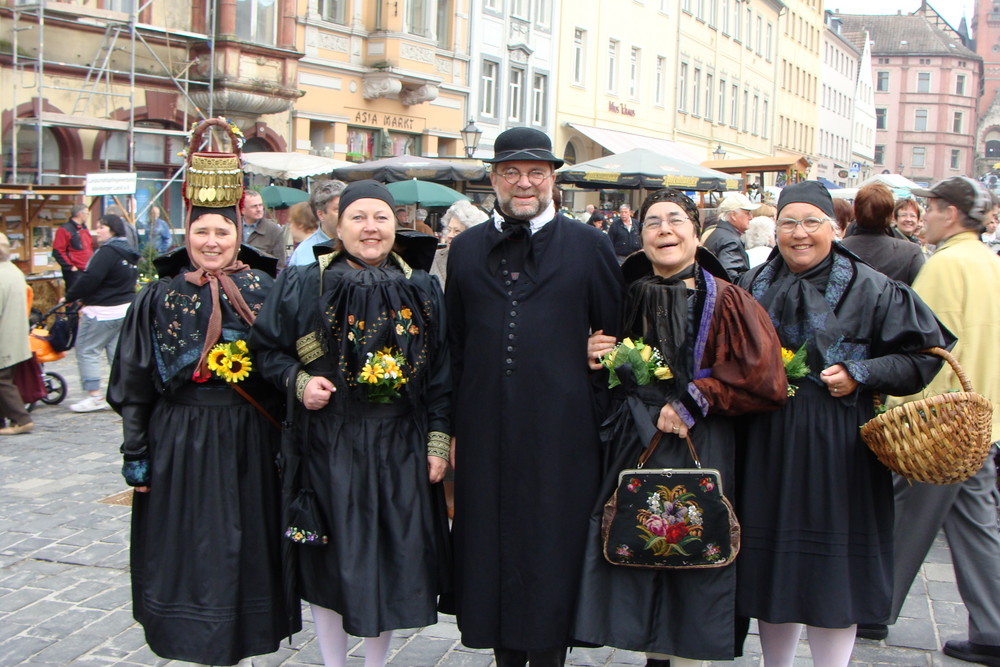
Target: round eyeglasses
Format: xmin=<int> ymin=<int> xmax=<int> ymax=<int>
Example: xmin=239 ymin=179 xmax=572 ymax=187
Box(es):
xmin=776 ymin=217 xmax=830 ymax=233
xmin=498 ymin=168 xmax=552 ymax=185
xmin=642 ymin=216 xmax=692 ymax=231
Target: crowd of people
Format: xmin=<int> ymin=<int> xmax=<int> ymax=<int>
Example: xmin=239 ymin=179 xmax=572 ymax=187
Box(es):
xmin=4 ymin=125 xmax=999 ymax=667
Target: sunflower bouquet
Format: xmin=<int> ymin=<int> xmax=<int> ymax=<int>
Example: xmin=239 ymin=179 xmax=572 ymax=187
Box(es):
xmin=207 ymin=339 xmax=253 ymax=383
xmin=357 ymin=347 xmax=408 ymax=403
xmin=601 ymin=337 xmax=673 ymax=389
xmin=781 ymin=343 xmax=810 ymax=397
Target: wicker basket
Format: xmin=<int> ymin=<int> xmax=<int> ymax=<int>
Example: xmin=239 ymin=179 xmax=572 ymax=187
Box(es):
xmin=860 ymin=347 xmax=993 ymax=485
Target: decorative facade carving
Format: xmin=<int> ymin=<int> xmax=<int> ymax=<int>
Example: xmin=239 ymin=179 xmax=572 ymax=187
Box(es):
xmin=316 ymin=32 xmax=349 ymax=53
xmin=435 ymin=57 xmax=452 ymax=75
xmin=362 ymin=73 xmax=403 ymax=100
xmin=399 ymin=84 xmax=439 ymax=106
xmin=400 ymin=42 xmax=435 ymax=64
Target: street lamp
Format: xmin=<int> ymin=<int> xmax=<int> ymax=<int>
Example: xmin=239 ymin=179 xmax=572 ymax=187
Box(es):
xmin=461 ymin=119 xmax=482 ymax=159
xmin=712 ymin=144 xmax=726 ymax=160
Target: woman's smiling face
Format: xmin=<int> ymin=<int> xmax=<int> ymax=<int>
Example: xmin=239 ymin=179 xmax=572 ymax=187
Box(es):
xmin=641 ymin=201 xmax=698 ymax=278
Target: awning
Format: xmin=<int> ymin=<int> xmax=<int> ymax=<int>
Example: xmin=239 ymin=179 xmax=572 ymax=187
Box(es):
xmin=242 ymin=152 xmax=354 ymax=180
xmin=566 ymin=123 xmax=701 ymax=164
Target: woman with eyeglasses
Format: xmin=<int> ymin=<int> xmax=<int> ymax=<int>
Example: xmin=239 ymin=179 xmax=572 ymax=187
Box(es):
xmin=575 ymin=188 xmax=787 ymax=666
xmin=735 ymin=181 xmax=953 ymax=666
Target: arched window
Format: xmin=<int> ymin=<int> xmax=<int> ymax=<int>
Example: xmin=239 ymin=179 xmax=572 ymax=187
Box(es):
xmin=2 ymin=127 xmax=61 ymax=184
xmin=563 ymin=141 xmax=577 ymax=166
xmin=986 ymin=139 xmax=1000 ymax=159
xmin=243 ymin=137 xmax=272 ymax=153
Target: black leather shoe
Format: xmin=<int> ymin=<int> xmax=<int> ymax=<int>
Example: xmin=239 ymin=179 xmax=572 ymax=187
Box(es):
xmin=943 ymin=640 xmax=1000 ymax=666
xmin=857 ymin=623 xmax=888 ymax=640
xmin=645 ymin=660 xmax=671 ymax=667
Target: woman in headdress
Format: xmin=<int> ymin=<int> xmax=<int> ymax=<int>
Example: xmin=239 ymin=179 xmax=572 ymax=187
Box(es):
xmin=250 ymin=180 xmax=451 ymax=667
xmin=575 ymin=188 xmax=787 ymax=665
xmin=108 ymin=119 xmax=296 ymax=665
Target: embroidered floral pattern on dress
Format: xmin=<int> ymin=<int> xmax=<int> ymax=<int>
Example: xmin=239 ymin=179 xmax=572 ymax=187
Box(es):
xmin=284 ymin=526 xmax=329 ymax=545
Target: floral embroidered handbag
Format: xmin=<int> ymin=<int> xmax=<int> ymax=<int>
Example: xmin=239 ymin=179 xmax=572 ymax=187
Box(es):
xmin=601 ymin=432 xmax=740 ymax=569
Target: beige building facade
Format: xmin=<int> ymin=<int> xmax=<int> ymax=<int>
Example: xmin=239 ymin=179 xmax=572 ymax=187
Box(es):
xmin=774 ymin=0 xmax=822 ymax=178
xmin=293 ymin=0 xmax=472 ymax=162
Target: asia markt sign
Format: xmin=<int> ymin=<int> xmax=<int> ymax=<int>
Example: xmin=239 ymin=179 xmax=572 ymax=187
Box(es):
xmin=347 ymin=108 xmax=427 ymax=133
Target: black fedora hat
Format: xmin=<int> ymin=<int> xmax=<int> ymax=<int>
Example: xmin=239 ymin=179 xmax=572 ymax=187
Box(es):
xmin=484 ymin=127 xmax=564 ymax=168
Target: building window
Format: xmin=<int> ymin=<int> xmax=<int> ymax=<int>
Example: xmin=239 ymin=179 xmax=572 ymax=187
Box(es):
xmin=917 ymin=72 xmax=931 ymax=93
xmin=721 ymin=0 xmax=729 ymax=33
xmin=573 ymin=29 xmax=586 ymax=85
xmin=319 ymin=0 xmax=346 ymax=23
xmin=608 ymin=39 xmax=619 ymax=94
xmin=743 ymin=87 xmax=749 ymax=132
xmin=387 ymin=132 xmax=420 ymax=156
xmin=951 ymin=148 xmax=961 ymax=169
xmin=508 ymin=67 xmax=524 ymax=122
xmin=705 ymin=73 xmax=714 ymax=121
xmin=678 ymin=63 xmax=688 ymax=112
xmin=756 ymin=15 xmax=763 ymax=55
xmin=745 ymin=6 xmax=752 ymax=49
xmin=718 ymin=78 xmax=726 ymax=123
xmin=953 ymin=111 xmax=963 ymax=133
xmin=629 ymin=47 xmax=640 ymax=99
xmin=915 ymin=108 xmax=928 ymax=132
xmin=484 ymin=0 xmax=500 ymax=10
xmin=235 ymin=0 xmax=277 ymax=44
xmin=692 ymin=67 xmax=702 ymax=116
xmin=874 ymin=144 xmax=884 ymax=165
xmin=406 ymin=0 xmax=449 ymax=42
xmin=734 ymin=0 xmax=741 ymax=41
xmin=511 ymin=0 xmax=528 ymax=18
xmin=912 ymin=146 xmax=926 ymax=168
xmin=762 ymin=98 xmax=769 ymax=137
xmin=956 ymin=74 xmax=966 ymax=95
xmin=534 ymin=0 xmax=549 ymax=26
xmin=766 ymin=21 xmax=773 ymax=60
xmin=875 ymin=107 xmax=887 ymax=130
xmin=752 ymin=93 xmax=759 ymax=135
xmin=709 ymin=0 xmax=717 ymax=26
xmin=682 ymin=0 xmax=692 ymax=13
xmin=731 ymin=82 xmax=738 ymax=126
xmin=696 ymin=0 xmax=705 ymax=19
xmin=347 ymin=128 xmax=376 ymax=162
xmin=481 ymin=60 xmax=499 ymax=118
xmin=876 ymin=71 xmax=889 ymax=92
xmin=655 ymin=57 xmax=666 ymax=106
xmin=531 ymin=73 xmax=547 ymax=125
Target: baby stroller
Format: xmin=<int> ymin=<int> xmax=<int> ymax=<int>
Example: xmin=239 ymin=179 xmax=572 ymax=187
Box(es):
xmin=25 ymin=304 xmax=75 ymax=410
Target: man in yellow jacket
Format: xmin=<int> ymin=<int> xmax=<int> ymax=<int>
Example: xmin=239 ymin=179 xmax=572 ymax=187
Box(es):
xmin=871 ymin=176 xmax=1000 ymax=667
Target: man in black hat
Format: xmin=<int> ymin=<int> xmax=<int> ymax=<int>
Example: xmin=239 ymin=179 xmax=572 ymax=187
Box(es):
xmin=446 ymin=127 xmax=624 ymax=666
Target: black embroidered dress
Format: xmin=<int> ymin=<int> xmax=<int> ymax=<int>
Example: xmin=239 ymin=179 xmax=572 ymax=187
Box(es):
xmin=250 ymin=251 xmax=451 ymax=637
xmin=573 ymin=255 xmax=786 ymax=660
xmin=108 ymin=251 xmax=292 ymax=665
xmin=736 ymin=246 xmax=954 ymax=628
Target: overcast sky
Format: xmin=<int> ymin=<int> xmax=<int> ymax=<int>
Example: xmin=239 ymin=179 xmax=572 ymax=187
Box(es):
xmin=827 ymin=0 xmax=974 ymax=33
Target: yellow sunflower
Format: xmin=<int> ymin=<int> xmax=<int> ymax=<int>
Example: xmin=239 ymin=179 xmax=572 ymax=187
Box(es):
xmin=207 ymin=344 xmax=230 ymax=371
xmin=221 ymin=354 xmax=252 ymax=382
xmin=359 ymin=362 xmax=384 ymax=384
xmin=234 ymin=340 xmax=249 ymax=354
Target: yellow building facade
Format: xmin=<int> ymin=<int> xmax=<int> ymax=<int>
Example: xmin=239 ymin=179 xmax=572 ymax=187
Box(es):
xmin=292 ymin=0 xmax=472 ymax=162
xmin=774 ymin=0 xmax=823 ymax=172
xmin=673 ymin=0 xmax=783 ymax=161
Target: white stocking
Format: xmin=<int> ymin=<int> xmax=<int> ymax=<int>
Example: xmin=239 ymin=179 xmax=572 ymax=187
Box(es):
xmin=806 ymin=625 xmax=857 ymax=667
xmin=362 ymin=631 xmax=393 ymax=667
xmin=758 ymin=620 xmax=804 ymax=667
xmin=646 ymin=653 xmax=703 ymax=667
xmin=311 ymin=605 xmax=349 ymax=667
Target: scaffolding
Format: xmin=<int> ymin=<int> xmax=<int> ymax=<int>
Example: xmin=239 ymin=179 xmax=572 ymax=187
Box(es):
xmin=6 ymin=0 xmax=219 ymax=219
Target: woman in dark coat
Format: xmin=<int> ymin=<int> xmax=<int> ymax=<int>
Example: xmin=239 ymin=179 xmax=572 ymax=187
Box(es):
xmin=840 ymin=183 xmax=925 ymax=284
xmin=108 ymin=199 xmax=291 ymax=665
xmin=736 ymin=181 xmax=954 ymax=665
xmin=575 ymin=188 xmax=787 ymax=665
xmin=250 ymin=181 xmax=450 ymax=667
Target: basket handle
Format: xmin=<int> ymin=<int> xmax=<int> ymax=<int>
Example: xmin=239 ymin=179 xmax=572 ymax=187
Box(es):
xmin=187 ymin=118 xmax=241 ymax=164
xmin=923 ymin=346 xmax=974 ymax=393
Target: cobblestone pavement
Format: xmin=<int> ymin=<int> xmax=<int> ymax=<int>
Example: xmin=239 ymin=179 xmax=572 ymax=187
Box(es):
xmin=0 ymin=356 xmax=983 ymax=666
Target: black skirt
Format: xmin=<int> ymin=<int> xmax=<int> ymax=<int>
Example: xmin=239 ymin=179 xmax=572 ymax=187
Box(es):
xmin=573 ymin=388 xmax=741 ymax=661
xmin=736 ymin=380 xmax=892 ymax=627
xmin=294 ymin=398 xmax=449 ymax=637
xmin=130 ymin=383 xmax=292 ymax=665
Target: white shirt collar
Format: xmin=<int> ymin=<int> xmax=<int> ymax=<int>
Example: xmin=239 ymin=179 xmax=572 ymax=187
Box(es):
xmin=492 ymin=202 xmax=557 ymax=235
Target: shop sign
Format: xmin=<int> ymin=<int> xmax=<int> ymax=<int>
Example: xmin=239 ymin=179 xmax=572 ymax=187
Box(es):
xmin=85 ymin=172 xmax=137 ymax=197
xmin=347 ymin=108 xmax=426 ymax=132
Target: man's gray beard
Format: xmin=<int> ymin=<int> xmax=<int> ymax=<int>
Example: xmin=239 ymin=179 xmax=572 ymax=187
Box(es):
xmin=498 ymin=193 xmax=552 ymax=220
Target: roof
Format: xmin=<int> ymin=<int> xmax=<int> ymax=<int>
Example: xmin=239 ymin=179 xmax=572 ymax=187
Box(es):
xmin=836 ymin=12 xmax=978 ymax=58
xmin=701 ymin=156 xmax=811 ymax=173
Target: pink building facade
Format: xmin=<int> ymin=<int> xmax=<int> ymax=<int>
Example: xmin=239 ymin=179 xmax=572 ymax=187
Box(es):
xmin=839 ymin=10 xmax=981 ymax=184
